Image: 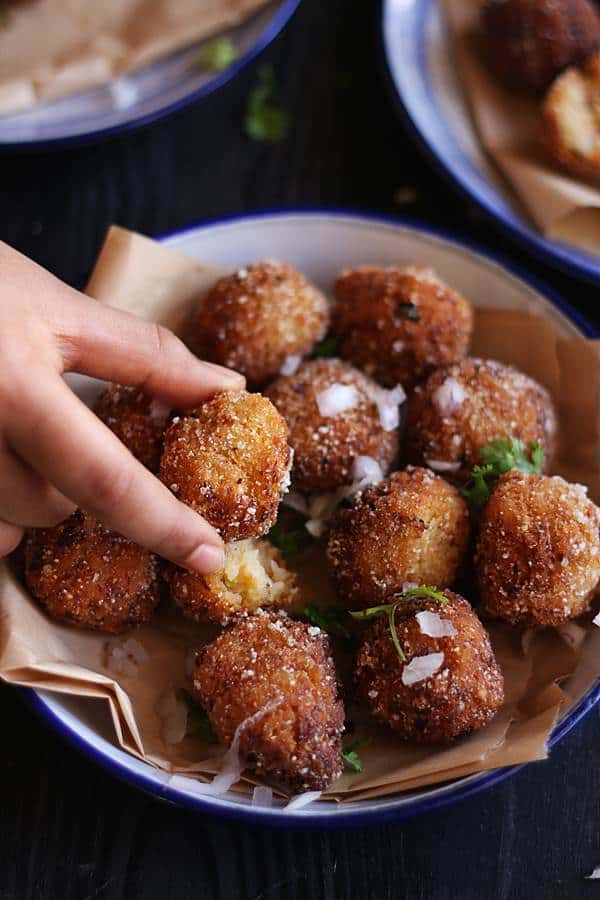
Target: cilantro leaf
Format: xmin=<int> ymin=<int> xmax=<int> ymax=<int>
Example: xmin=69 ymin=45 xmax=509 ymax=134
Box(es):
xmin=310 ymin=333 xmax=340 ymax=359
xmin=198 ymin=38 xmax=239 ymax=73
xmin=179 ymin=689 xmax=218 ymax=742
xmin=349 ymin=585 xmax=449 ymax=664
xmin=267 ymin=520 xmax=313 ymax=559
xmin=342 ymin=738 xmax=371 ymax=773
xmin=296 ymin=604 xmax=350 ymax=639
xmin=244 ymin=64 xmax=289 ymax=143
xmin=461 ymin=438 xmax=544 ymax=509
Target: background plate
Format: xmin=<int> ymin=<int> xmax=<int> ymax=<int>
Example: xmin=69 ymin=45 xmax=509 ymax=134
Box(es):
xmin=25 ymin=210 xmax=600 ymax=827
xmin=381 ymin=0 xmax=600 ymax=285
xmin=0 ymin=0 xmax=299 ymax=150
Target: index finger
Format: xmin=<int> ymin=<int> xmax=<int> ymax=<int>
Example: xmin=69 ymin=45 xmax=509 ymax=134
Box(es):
xmin=7 ymin=373 xmax=225 ymax=574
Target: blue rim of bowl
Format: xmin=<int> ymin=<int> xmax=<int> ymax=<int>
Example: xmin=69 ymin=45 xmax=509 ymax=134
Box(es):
xmin=0 ymin=0 xmax=300 ymax=153
xmin=20 ymin=208 xmax=600 ymax=828
xmin=379 ymin=0 xmax=600 ymax=286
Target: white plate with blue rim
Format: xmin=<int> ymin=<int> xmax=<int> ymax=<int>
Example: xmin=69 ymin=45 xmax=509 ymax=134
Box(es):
xmin=22 ymin=209 xmax=600 ymax=827
xmin=380 ymin=0 xmax=600 ymax=285
xmin=0 ymin=0 xmax=299 ymax=151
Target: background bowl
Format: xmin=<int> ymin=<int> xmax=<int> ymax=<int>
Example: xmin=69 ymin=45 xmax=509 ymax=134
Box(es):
xmin=26 ymin=210 xmax=600 ymax=827
xmin=380 ymin=0 xmax=600 ymax=285
xmin=0 ymin=0 xmax=299 ymax=150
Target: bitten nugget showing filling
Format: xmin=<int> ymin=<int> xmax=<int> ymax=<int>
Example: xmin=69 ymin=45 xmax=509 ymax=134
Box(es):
xmin=327 ymin=468 xmax=470 ymax=608
xmin=405 ymin=358 xmax=557 ymax=484
xmin=193 ymin=612 xmax=345 ymax=792
xmin=188 ymin=261 xmax=329 ymax=386
xmin=164 ymin=539 xmax=299 ymax=625
xmin=25 ymin=510 xmax=160 ymax=634
xmin=265 ymin=358 xmax=399 ymax=493
xmin=476 ymin=471 xmax=600 ymax=626
xmin=355 ymin=591 xmax=504 ymax=743
xmin=94 ymin=384 xmax=170 ymax=472
xmin=331 ymin=266 xmax=473 ymax=390
xmin=159 ymin=390 xmax=292 ymax=542
xmin=481 ymin=0 xmax=600 ymax=93
xmin=542 ymin=53 xmax=600 ymax=183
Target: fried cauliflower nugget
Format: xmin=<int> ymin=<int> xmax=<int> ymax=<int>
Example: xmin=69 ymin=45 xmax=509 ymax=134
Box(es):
xmin=25 ymin=510 xmax=159 ymax=633
xmin=476 ymin=471 xmax=600 ymax=626
xmin=188 ymin=261 xmax=329 ymax=386
xmin=159 ymin=390 xmax=292 ymax=542
xmin=193 ymin=612 xmax=345 ymax=792
xmin=331 ymin=266 xmax=473 ymax=390
xmin=164 ymin=539 xmax=299 ymax=625
xmin=355 ymin=591 xmax=504 ymax=743
xmin=327 ymin=467 xmax=470 ymax=607
xmin=94 ymin=384 xmax=170 ymax=472
xmin=542 ymin=53 xmax=600 ymax=183
xmin=405 ymin=358 xmax=557 ymax=484
xmin=481 ymin=0 xmax=600 ymax=93
xmin=265 ymin=358 xmax=399 ymax=493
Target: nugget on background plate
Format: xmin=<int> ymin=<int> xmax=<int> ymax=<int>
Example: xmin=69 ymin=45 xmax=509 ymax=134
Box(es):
xmin=94 ymin=384 xmax=171 ymax=472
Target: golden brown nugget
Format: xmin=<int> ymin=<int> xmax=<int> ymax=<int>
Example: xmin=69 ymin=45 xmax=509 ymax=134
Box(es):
xmin=94 ymin=383 xmax=170 ymax=472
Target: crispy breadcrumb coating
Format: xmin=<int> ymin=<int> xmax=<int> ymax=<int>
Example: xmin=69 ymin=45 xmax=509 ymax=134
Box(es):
xmin=159 ymin=390 xmax=292 ymax=542
xmin=25 ymin=510 xmax=159 ymax=633
xmin=542 ymin=53 xmax=600 ymax=183
xmin=331 ymin=266 xmax=473 ymax=390
xmin=476 ymin=470 xmax=600 ymax=626
xmin=164 ymin=539 xmax=299 ymax=625
xmin=405 ymin=358 xmax=557 ymax=484
xmin=481 ymin=0 xmax=600 ymax=92
xmin=193 ymin=612 xmax=345 ymax=792
xmin=327 ymin=467 xmax=470 ymax=607
xmin=94 ymin=384 xmax=170 ymax=472
xmin=188 ymin=261 xmax=329 ymax=386
xmin=355 ymin=591 xmax=504 ymax=743
xmin=265 ymin=358 xmax=399 ymax=492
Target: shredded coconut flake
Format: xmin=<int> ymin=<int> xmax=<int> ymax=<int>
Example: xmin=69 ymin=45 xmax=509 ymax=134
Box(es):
xmin=370 ymin=384 xmax=406 ymax=431
xmin=416 ymin=611 xmax=457 ymax=638
xmin=587 ymin=866 xmax=600 ymax=880
xmin=156 ymin=690 xmax=188 ymax=745
xmin=424 ymin=458 xmax=461 ymax=473
xmin=593 ymin=612 xmax=600 ymax=627
xmin=316 ymin=383 xmax=359 ymax=417
xmin=282 ymin=490 xmax=309 ymax=515
xmin=433 ymin=377 xmax=466 ymax=417
xmin=305 ymin=519 xmax=326 ymax=538
xmin=280 ymin=354 xmax=302 ymax=376
xmin=351 ymin=455 xmax=384 ymax=484
xmin=284 ymin=790 xmax=322 ymax=811
xmin=105 ymin=638 xmax=148 ymax=677
xmin=401 ymin=652 xmax=444 ymax=686
xmin=252 ymin=785 xmax=274 ymax=807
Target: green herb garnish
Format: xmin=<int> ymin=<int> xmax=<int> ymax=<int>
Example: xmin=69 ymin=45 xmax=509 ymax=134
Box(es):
xmin=267 ymin=520 xmax=313 ymax=559
xmin=198 ymin=37 xmax=239 ymax=73
xmin=349 ymin=585 xmax=449 ymax=664
xmin=296 ymin=604 xmax=351 ymax=639
xmin=342 ymin=737 xmax=371 ymax=773
xmin=461 ymin=437 xmax=544 ymax=509
xmin=179 ymin=689 xmax=218 ymax=742
xmin=244 ymin=64 xmax=289 ymax=143
xmin=310 ymin=333 xmax=340 ymax=359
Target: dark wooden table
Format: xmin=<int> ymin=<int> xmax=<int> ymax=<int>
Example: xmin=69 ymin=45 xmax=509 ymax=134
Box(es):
xmin=1 ymin=2 xmax=599 ymax=898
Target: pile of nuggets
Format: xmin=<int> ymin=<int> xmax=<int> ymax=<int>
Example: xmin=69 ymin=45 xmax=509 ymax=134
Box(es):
xmin=24 ymin=260 xmax=600 ymax=796
xmin=480 ymin=0 xmax=600 ymax=184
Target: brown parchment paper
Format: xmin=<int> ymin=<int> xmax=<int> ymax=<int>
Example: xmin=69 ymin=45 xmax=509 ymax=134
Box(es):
xmin=441 ymin=0 xmax=600 ymax=256
xmin=0 ymin=0 xmax=270 ymax=115
xmin=1 ymin=225 xmax=600 ymax=804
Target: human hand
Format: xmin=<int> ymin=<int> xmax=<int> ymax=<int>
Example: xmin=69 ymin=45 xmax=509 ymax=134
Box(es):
xmin=0 ymin=241 xmax=244 ymax=572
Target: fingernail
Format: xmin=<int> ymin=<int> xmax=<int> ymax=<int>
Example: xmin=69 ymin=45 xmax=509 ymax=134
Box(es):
xmin=185 ymin=543 xmax=225 ymax=574
xmin=203 ymin=361 xmax=245 ymax=387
